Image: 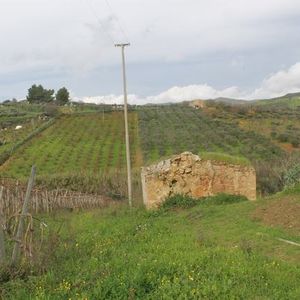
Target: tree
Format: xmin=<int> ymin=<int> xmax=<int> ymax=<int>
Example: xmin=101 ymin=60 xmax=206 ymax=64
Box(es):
xmin=27 ymin=84 xmax=54 ymax=104
xmin=55 ymin=87 xmax=70 ymax=105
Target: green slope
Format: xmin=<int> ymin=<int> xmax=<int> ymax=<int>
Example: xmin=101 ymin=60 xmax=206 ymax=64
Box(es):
xmin=1 ymin=104 xmax=289 ymax=196
xmin=0 ymin=112 xmax=140 ymax=179
xmin=2 ymin=196 xmax=300 ymax=299
xmin=254 ymin=93 xmax=300 ymax=109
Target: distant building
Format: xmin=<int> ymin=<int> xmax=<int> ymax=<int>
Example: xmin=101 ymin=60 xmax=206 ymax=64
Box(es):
xmin=189 ymin=100 xmax=205 ymax=109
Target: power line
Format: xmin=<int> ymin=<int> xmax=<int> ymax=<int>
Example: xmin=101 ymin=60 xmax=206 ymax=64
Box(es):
xmin=103 ymin=0 xmax=130 ymax=43
xmin=84 ymin=0 xmax=115 ymax=45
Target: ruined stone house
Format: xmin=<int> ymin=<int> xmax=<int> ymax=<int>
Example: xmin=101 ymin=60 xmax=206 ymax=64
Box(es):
xmin=141 ymin=152 xmax=256 ymax=209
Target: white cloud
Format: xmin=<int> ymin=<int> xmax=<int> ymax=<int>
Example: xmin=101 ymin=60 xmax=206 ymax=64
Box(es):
xmin=145 ymin=85 xmax=243 ymax=103
xmin=80 ymin=62 xmax=300 ymax=104
xmin=77 ymin=94 xmax=141 ymax=105
xmin=247 ymin=63 xmax=300 ymax=99
xmin=79 ymin=85 xmax=244 ymax=105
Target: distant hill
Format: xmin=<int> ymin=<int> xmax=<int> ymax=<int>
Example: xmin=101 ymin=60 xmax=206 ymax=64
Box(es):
xmin=187 ymin=92 xmax=300 ymax=109
xmin=253 ymin=92 xmax=300 ymax=108
xmin=209 ymin=97 xmax=248 ymax=105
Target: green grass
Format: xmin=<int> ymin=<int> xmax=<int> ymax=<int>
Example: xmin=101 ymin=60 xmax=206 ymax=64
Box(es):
xmin=0 ymin=112 xmax=140 ymax=180
xmin=1 ymin=197 xmax=300 ymax=299
xmin=278 ymin=183 xmax=300 ymax=196
xmin=161 ymin=193 xmax=248 ymax=210
xmin=200 ymin=151 xmax=251 ymax=166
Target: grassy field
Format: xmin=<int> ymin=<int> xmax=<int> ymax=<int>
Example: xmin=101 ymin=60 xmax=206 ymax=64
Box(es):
xmin=1 ymin=194 xmax=299 ymax=299
xmin=0 ymin=112 xmax=141 ymax=179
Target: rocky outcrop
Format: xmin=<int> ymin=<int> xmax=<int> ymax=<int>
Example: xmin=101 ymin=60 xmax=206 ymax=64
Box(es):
xmin=141 ymin=152 xmax=256 ymax=209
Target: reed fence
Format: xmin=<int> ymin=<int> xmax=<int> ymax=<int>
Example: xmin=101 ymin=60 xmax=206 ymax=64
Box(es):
xmin=0 ymin=179 xmax=110 ymax=218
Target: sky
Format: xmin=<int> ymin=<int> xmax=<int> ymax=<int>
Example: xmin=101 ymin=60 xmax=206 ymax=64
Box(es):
xmin=1 ymin=0 xmax=300 ymax=104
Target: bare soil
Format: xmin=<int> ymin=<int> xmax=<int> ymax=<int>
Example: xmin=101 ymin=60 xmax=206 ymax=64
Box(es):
xmin=253 ymin=196 xmax=300 ymax=234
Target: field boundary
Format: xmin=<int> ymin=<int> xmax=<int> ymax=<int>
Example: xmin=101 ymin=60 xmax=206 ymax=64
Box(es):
xmin=0 ymin=181 xmax=112 ymax=218
xmin=0 ymin=117 xmax=57 ymax=166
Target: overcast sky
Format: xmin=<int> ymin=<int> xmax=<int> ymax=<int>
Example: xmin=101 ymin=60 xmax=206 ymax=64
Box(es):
xmin=1 ymin=0 xmax=300 ymax=104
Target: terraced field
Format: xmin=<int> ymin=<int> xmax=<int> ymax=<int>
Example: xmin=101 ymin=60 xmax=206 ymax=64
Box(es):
xmin=1 ymin=112 xmax=141 ymax=179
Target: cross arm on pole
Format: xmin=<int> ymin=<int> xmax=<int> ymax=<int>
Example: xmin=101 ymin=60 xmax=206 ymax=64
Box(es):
xmin=115 ymin=43 xmax=130 ymax=47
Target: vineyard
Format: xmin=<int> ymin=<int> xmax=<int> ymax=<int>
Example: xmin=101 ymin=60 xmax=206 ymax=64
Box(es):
xmin=0 ymin=112 xmax=141 ymax=180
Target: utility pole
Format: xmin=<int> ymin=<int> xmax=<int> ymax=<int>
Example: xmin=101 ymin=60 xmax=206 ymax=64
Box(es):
xmin=115 ymin=43 xmax=132 ymax=207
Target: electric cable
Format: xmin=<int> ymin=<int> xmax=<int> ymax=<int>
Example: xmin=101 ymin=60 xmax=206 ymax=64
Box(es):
xmin=103 ymin=0 xmax=130 ymax=43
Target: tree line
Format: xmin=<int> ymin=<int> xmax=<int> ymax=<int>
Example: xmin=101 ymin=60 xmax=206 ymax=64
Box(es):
xmin=27 ymin=84 xmax=70 ymax=106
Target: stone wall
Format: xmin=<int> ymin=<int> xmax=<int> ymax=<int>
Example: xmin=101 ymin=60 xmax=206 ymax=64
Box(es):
xmin=141 ymin=152 xmax=256 ymax=209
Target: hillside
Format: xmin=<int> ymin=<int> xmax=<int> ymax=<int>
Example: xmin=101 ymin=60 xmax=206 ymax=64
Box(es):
xmin=1 ymin=101 xmax=300 ymax=299
xmin=202 ymin=92 xmax=300 ymax=108
xmin=0 ymin=102 xmax=50 ymax=162
xmin=254 ymin=93 xmax=300 ymax=109
xmin=2 ymin=101 xmax=299 ymax=196
xmin=138 ymin=104 xmax=290 ymax=194
xmin=200 ymin=98 xmax=300 ymax=152
xmin=1 ymin=112 xmax=140 ymax=178
xmin=138 ymin=105 xmax=284 ymax=162
xmin=1 ymin=194 xmax=299 ymax=299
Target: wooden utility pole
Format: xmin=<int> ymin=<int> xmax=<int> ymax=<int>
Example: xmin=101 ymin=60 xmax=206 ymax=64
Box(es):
xmin=115 ymin=43 xmax=132 ymax=206
xmin=0 ymin=186 xmax=6 ymax=264
xmin=11 ymin=165 xmax=36 ymax=266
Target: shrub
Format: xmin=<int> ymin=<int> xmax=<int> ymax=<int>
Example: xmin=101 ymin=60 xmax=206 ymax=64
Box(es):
xmin=44 ymin=104 xmax=59 ymax=117
xmin=200 ymin=193 xmax=248 ymax=205
xmin=291 ymin=138 xmax=299 ymax=148
xmin=277 ymin=133 xmax=289 ymax=143
xmin=200 ymin=152 xmax=250 ymax=166
xmin=161 ymin=194 xmax=198 ymax=209
xmin=161 ymin=193 xmax=248 ymax=210
xmin=254 ymin=160 xmax=284 ymax=195
xmin=284 ymin=164 xmax=300 ymax=188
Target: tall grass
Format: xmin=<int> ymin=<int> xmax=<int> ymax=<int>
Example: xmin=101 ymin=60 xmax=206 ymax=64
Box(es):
xmin=1 ymin=200 xmax=300 ymax=299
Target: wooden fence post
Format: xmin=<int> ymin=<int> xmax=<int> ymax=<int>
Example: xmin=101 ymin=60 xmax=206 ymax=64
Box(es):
xmin=11 ymin=165 xmax=36 ymax=266
xmin=0 ymin=186 xmax=6 ymax=265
